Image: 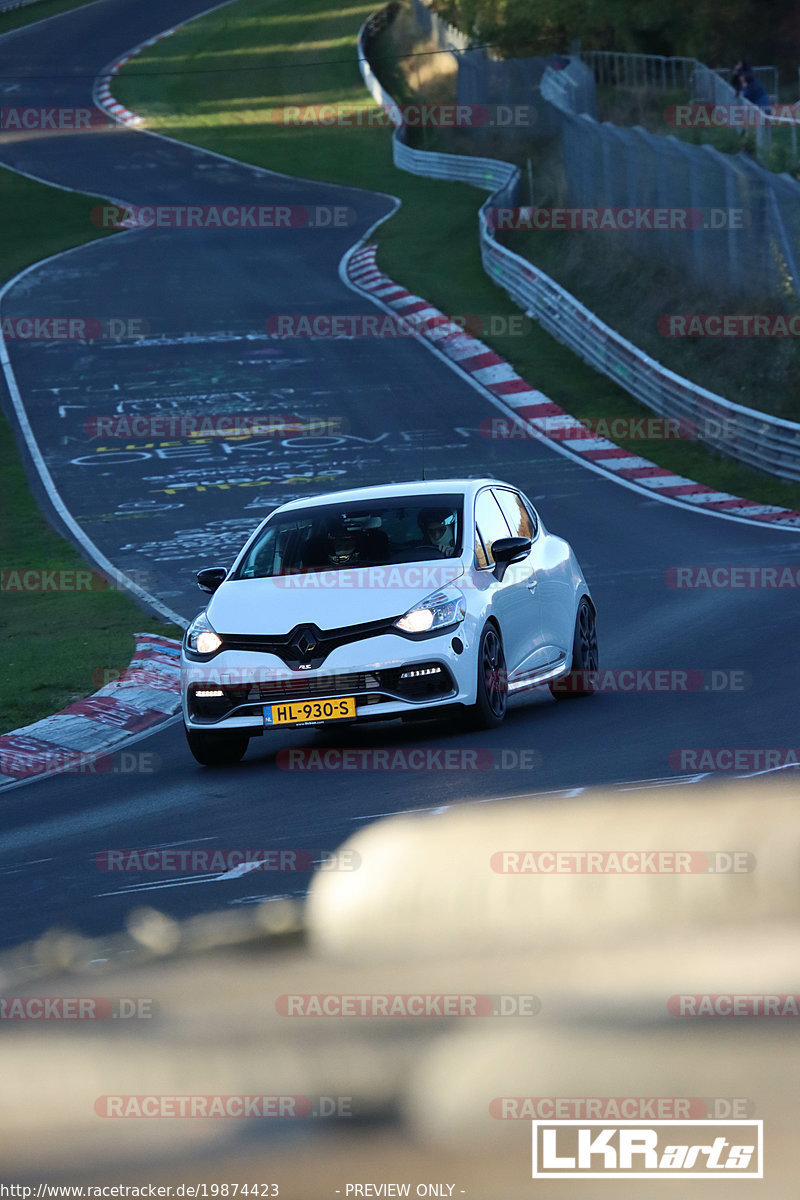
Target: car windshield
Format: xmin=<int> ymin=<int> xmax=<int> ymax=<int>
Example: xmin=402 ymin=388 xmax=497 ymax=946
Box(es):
xmin=236 ymin=494 xmax=464 ymax=578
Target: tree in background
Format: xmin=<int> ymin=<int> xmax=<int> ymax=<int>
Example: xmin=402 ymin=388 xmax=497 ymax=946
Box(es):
xmin=429 ymin=0 xmax=800 ymax=78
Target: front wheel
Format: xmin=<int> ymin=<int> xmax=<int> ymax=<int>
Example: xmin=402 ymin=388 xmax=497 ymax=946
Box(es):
xmin=185 ymin=726 xmax=249 ymax=766
xmin=467 ymin=623 xmax=508 ymax=729
xmin=550 ymin=598 xmax=598 ymax=700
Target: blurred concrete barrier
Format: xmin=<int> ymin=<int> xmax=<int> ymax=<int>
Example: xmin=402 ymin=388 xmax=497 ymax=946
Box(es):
xmin=0 ymin=779 xmax=797 ymax=1192
xmin=308 ymin=778 xmax=800 ymax=962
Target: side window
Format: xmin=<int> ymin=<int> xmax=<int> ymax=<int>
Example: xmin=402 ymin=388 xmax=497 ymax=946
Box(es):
xmin=494 ymin=489 xmax=535 ymax=540
xmin=522 ymin=495 xmax=539 ymax=539
xmin=474 ymin=524 xmax=489 ymax=569
xmin=474 ymin=490 xmax=512 ymax=565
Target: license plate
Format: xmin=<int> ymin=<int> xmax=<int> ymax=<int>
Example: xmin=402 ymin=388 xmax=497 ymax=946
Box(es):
xmin=264 ymin=696 xmax=357 ymax=727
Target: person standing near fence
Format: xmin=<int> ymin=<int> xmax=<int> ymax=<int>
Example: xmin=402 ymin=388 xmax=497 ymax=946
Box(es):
xmin=738 ymin=70 xmax=771 ymax=112
xmin=732 ymin=59 xmax=771 ymax=113
xmin=731 ymin=58 xmax=752 ymax=93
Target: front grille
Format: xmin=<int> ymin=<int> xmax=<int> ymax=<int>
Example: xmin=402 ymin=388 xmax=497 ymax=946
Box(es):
xmin=231 ymin=671 xmax=381 ymax=703
xmin=189 ymin=671 xmax=381 ymax=721
xmin=188 ymin=663 xmax=455 ymax=722
xmin=220 ymin=618 xmax=395 ymax=670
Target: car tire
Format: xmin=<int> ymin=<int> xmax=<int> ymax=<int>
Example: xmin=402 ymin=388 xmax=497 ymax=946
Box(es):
xmin=467 ymin=623 xmax=508 ymax=729
xmin=550 ymin=598 xmax=598 ymax=700
xmin=185 ymin=726 xmax=249 ymax=766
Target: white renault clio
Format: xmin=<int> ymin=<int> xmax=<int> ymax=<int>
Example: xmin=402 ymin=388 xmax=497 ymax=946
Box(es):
xmin=181 ymin=479 xmax=597 ymax=764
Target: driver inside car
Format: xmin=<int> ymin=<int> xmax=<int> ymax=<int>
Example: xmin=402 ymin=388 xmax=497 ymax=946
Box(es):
xmin=324 ymin=520 xmax=360 ymax=566
xmin=418 ymin=507 xmax=457 ymax=556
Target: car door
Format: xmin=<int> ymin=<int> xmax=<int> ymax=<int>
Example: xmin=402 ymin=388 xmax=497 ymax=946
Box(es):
xmin=490 ymin=487 xmax=549 ymax=674
xmin=474 ymin=487 xmax=540 ymax=674
xmin=496 ymin=487 xmax=573 ymax=669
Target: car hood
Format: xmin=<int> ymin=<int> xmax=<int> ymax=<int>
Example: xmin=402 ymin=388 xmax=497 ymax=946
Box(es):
xmin=206 ymin=560 xmax=469 ymax=635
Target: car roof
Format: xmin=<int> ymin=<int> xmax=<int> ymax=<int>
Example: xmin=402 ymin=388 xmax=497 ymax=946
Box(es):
xmin=271 ymin=478 xmax=513 ymax=516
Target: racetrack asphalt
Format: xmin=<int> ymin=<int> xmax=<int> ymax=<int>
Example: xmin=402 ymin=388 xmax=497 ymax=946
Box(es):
xmin=0 ymin=0 xmax=797 ymax=948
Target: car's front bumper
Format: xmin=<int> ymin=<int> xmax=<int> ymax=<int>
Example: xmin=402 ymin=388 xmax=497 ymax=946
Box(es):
xmin=181 ymin=629 xmax=477 ymax=733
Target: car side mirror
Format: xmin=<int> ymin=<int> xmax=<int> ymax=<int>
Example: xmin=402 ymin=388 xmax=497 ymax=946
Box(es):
xmin=492 ymin=536 xmax=532 ymax=581
xmin=196 ymin=566 xmax=228 ymax=594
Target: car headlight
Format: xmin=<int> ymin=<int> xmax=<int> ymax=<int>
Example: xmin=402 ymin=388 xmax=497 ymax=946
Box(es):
xmin=394 ymin=587 xmax=466 ymax=635
xmin=185 ymin=611 xmax=223 ymax=656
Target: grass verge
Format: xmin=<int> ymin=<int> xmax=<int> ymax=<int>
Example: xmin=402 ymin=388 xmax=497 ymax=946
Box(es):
xmin=114 ymin=0 xmax=799 ymax=510
xmin=0 ymin=0 xmax=100 ymax=36
xmin=0 ymin=169 xmax=181 ymax=735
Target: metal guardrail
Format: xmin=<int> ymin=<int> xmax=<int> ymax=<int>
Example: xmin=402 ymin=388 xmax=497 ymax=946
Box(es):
xmin=478 ymin=234 xmax=800 ymax=479
xmin=360 ymin=8 xmax=520 ymax=202
xmin=358 ymin=9 xmax=800 ymax=482
xmin=691 ymin=61 xmax=743 ymax=107
xmin=581 ymin=50 xmax=697 ymax=92
xmin=582 ymin=52 xmax=793 ymax=162
xmin=582 ymin=50 xmax=778 ymax=103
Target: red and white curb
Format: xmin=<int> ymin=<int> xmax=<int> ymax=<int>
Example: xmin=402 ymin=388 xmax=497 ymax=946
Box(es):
xmin=347 ymin=244 xmax=800 ymax=528
xmin=0 ymin=633 xmax=181 ymax=787
xmin=94 ymin=29 xmax=177 ymax=127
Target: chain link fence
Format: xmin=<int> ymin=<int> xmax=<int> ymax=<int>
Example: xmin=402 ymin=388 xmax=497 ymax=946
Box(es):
xmin=579 ymin=55 xmax=796 ymax=169
xmin=538 ymin=54 xmax=800 ymax=300
xmin=579 ymin=52 xmax=777 ymax=101
xmin=456 ymin=50 xmax=554 ymax=107
xmin=403 ymin=4 xmax=800 ymax=299
xmin=358 ymin=7 xmax=800 ymax=482
xmin=582 ymin=51 xmax=697 ymax=91
xmin=580 ymin=56 xmax=795 ymax=166
xmin=552 ymin=106 xmax=800 ymax=299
